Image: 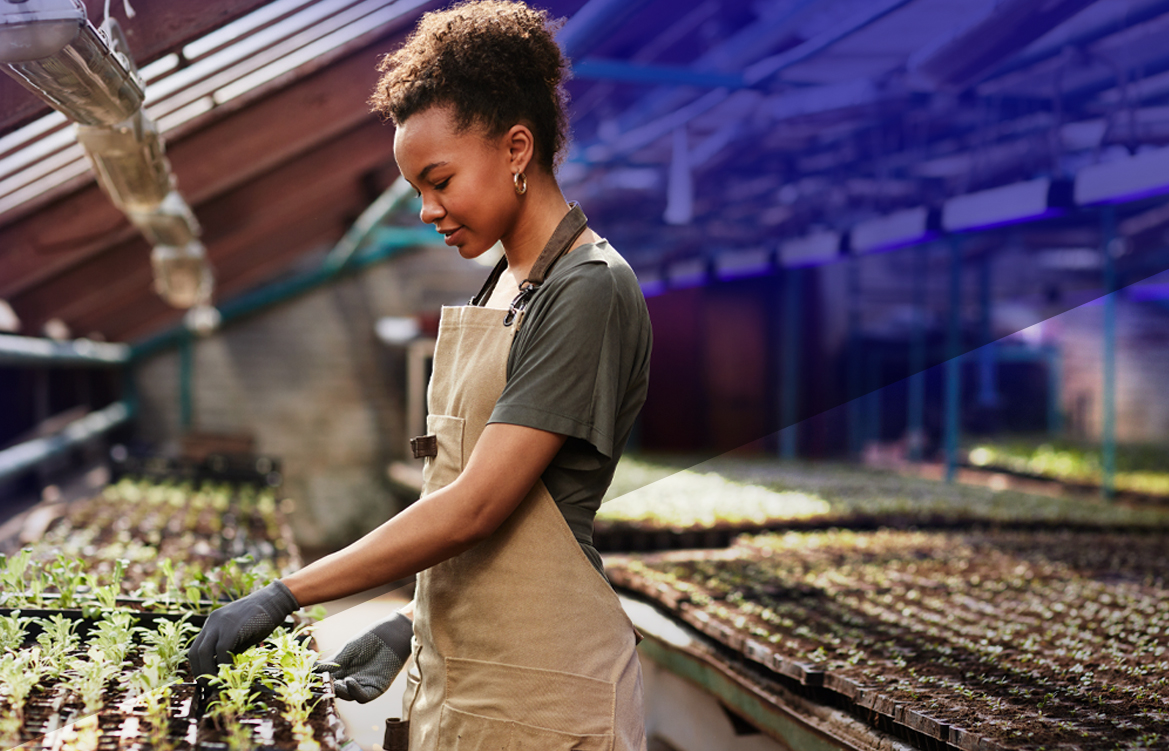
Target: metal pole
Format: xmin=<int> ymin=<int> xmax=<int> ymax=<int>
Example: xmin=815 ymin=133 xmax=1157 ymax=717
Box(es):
xmin=908 ymin=243 xmax=926 ymax=462
xmin=1101 ymin=207 xmax=1118 ymax=501
xmin=780 ymin=267 xmax=802 ymax=459
xmin=867 ymin=351 xmax=882 ymax=446
xmin=179 ymin=329 xmax=193 ymax=431
xmin=944 ymin=237 xmax=963 ymax=484
xmin=846 ymin=257 xmax=863 ymax=457
xmin=977 ymin=250 xmax=998 ymax=408
xmin=1047 ymin=345 xmax=1062 ymax=435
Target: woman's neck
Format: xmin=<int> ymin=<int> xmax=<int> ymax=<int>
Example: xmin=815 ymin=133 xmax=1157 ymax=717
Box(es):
xmin=499 ymin=174 xmax=575 ymax=281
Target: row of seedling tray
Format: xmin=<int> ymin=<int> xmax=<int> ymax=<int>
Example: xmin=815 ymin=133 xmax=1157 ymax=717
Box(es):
xmin=1 ymin=474 xmax=346 ymax=751
xmin=605 ymin=528 xmax=1169 ymax=751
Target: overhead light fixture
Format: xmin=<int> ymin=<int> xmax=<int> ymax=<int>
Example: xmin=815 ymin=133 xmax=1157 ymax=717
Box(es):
xmin=942 ymin=177 xmax=1072 ymax=232
xmin=184 ymin=303 xmax=221 ymax=336
xmin=780 ymin=231 xmax=841 ymax=268
xmin=1 ymin=3 xmax=143 ymax=126
xmin=76 ymin=107 xmax=172 ymax=212
xmin=128 ymin=191 xmax=200 ymax=247
xmin=152 ymin=242 xmax=213 ymax=309
xmin=714 ymin=248 xmax=773 ymax=281
xmin=0 ymin=299 xmax=19 ymax=333
xmin=1074 ymin=146 xmax=1169 ymax=206
xmin=851 ymin=207 xmax=941 ymax=254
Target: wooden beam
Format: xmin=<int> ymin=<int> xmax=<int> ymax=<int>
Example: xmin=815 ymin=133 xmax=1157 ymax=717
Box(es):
xmin=0 ymin=26 xmax=406 ymax=300
xmin=0 ymin=0 xmax=277 ymax=134
xmin=11 ymin=117 xmax=399 ymax=340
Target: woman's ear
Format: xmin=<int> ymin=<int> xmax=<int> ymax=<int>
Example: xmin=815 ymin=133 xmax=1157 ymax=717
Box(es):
xmin=505 ymin=123 xmax=535 ymax=175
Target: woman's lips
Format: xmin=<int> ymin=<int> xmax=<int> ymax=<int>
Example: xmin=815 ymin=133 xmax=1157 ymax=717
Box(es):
xmin=441 ymin=226 xmax=464 ymax=246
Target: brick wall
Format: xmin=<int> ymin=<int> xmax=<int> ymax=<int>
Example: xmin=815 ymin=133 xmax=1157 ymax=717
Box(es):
xmin=132 ymin=248 xmax=491 ymax=551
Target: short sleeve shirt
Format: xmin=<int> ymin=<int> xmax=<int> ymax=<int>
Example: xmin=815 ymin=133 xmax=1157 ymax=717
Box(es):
xmin=487 ymin=240 xmax=652 ymax=577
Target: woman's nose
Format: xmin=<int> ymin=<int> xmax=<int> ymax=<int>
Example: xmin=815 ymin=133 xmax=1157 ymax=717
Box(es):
xmin=420 ymin=195 xmax=444 ymax=225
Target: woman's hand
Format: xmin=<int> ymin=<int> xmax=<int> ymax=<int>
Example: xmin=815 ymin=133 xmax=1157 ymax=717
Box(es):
xmin=314 ymin=607 xmax=414 ymax=702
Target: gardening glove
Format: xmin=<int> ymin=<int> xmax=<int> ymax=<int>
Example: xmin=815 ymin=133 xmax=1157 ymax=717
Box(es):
xmin=314 ymin=611 xmax=413 ymax=703
xmin=187 ymin=580 xmax=299 ymax=679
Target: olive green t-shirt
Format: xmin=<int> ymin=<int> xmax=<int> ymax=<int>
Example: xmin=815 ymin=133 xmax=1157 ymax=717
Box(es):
xmin=487 ymin=240 xmax=652 ymax=577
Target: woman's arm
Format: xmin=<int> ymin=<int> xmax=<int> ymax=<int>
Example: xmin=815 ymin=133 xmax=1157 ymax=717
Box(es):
xmin=281 ymin=422 xmax=566 ymax=606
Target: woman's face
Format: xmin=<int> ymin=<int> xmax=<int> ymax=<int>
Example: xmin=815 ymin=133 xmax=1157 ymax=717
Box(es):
xmin=394 ymin=106 xmax=520 ymax=260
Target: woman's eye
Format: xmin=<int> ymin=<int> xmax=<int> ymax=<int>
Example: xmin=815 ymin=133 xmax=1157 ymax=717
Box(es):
xmin=435 ymin=178 xmax=450 ymax=190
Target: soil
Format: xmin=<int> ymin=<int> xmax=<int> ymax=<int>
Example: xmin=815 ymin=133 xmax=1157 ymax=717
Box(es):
xmin=607 ymin=528 xmax=1169 ymax=751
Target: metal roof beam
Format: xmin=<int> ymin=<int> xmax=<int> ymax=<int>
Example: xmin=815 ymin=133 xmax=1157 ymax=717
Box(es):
xmin=557 ymin=0 xmax=658 ymax=60
xmin=908 ymin=0 xmax=1100 ymax=92
xmin=984 ymin=0 xmax=1169 ymax=85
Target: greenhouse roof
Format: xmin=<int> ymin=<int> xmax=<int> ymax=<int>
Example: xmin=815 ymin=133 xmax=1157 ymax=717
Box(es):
xmin=5 ymin=0 xmax=1169 ymax=341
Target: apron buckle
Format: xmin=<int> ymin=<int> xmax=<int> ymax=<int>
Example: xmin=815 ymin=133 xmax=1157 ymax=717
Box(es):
xmin=410 ymin=434 xmax=437 ymax=459
xmin=504 ymin=282 xmax=539 ymax=327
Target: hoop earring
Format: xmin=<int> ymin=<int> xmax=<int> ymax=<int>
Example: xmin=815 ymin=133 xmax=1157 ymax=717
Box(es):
xmin=513 ymin=172 xmax=527 ymax=195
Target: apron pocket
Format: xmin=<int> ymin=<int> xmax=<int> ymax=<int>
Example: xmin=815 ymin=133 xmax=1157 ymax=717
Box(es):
xmin=439 ymin=705 xmax=614 ymax=751
xmin=422 ymin=414 xmax=466 ymax=492
xmin=442 ymin=656 xmax=615 ymax=739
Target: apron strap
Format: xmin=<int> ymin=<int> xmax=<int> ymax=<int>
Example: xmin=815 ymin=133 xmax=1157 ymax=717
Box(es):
xmin=503 ymin=203 xmax=588 ymax=326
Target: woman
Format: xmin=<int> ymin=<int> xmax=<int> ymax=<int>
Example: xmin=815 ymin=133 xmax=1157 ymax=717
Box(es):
xmin=188 ymin=2 xmax=652 ymax=748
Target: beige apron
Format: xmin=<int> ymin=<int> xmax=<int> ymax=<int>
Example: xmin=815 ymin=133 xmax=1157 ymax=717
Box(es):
xmin=402 ymin=206 xmax=647 ymax=751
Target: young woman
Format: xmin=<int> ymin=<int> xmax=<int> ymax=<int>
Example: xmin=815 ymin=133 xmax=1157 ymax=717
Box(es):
xmin=188 ymin=2 xmax=652 ymax=748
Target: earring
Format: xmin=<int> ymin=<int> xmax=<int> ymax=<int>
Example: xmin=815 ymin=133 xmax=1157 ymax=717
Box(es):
xmin=513 ymin=172 xmax=527 ymax=195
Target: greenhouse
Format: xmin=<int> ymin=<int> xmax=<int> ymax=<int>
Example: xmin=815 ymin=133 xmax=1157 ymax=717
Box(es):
xmin=2 ymin=1 xmax=1168 ymax=750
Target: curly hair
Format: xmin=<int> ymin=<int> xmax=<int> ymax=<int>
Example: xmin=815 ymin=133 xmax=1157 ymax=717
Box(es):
xmin=370 ymin=1 xmax=571 ymax=171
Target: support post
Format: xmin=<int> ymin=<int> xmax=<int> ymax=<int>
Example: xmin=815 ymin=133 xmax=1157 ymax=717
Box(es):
xmin=1047 ymin=345 xmax=1062 ymax=435
xmin=944 ymin=237 xmax=963 ymax=483
xmin=867 ymin=351 xmax=882 ymax=446
xmin=179 ymin=329 xmax=193 ymax=431
xmin=1101 ymin=207 xmax=1118 ymax=501
xmin=977 ymin=249 xmax=998 ymax=408
xmin=846 ymin=257 xmax=863 ymax=457
xmin=780 ymin=267 xmax=802 ymax=459
xmin=908 ymin=243 xmax=927 ymax=462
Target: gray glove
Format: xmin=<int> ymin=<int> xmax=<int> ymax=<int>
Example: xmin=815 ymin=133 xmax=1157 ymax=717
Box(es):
xmin=314 ymin=611 xmax=413 ymax=703
xmin=187 ymin=580 xmax=299 ymax=679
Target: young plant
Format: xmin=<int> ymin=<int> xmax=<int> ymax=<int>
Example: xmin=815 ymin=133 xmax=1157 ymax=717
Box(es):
xmin=208 ymin=648 xmax=269 ymax=751
xmin=67 ymin=647 xmax=114 ymax=715
xmin=35 ymin=614 xmax=81 ymax=679
xmin=87 ymin=611 xmax=136 ymax=666
xmin=87 ymin=558 xmax=129 ymax=614
xmin=0 ymin=612 xmax=30 ymax=652
xmin=47 ymin=554 xmax=90 ymax=610
xmin=134 ymin=683 xmax=174 ymax=751
xmin=136 ymin=616 xmax=199 ymax=675
xmin=0 ymin=648 xmax=44 ymax=745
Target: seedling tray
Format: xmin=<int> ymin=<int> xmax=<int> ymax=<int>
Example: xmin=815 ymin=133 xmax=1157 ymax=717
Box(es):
xmin=2 ymin=610 xmax=340 ymax=751
xmin=607 ymin=528 xmax=1169 ymax=751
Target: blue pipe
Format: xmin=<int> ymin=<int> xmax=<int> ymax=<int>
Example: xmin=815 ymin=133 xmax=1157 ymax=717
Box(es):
xmin=0 ymin=333 xmax=129 ymax=367
xmin=944 ymin=237 xmax=963 ymax=483
xmin=907 ymin=243 xmax=927 ymax=462
xmin=780 ymin=267 xmax=801 ymax=459
xmin=0 ymin=401 xmax=133 ymax=485
xmin=1102 ymin=208 xmax=1118 ymax=501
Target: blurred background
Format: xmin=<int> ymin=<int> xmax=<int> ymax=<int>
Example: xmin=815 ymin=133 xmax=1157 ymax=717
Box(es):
xmin=3 ymin=0 xmax=1167 ymax=548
